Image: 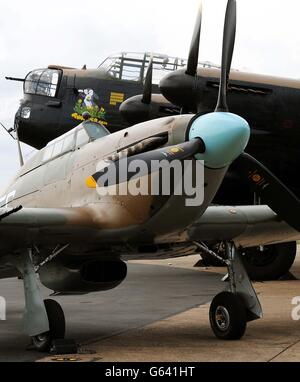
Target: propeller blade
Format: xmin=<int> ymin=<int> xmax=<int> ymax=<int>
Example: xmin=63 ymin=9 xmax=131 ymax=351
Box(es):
xmin=87 ymin=139 xmax=205 ymax=188
xmin=233 ymin=152 xmax=300 ymax=232
xmin=141 ymin=56 xmax=153 ymax=104
xmin=215 ymin=0 xmax=236 ymax=112
xmin=186 ymin=2 xmax=203 ymax=76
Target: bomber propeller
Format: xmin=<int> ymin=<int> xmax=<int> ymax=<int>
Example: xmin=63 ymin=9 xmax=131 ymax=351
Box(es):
xmin=186 ymin=3 xmax=202 ymax=77
xmin=141 ymin=56 xmax=153 ymax=105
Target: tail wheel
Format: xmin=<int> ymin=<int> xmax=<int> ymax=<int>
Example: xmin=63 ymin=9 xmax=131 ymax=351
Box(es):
xmin=209 ymin=291 xmax=247 ymax=340
xmin=32 ymin=299 xmax=65 ymax=352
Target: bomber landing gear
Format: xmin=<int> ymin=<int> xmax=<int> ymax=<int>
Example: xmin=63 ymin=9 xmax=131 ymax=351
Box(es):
xmin=196 ymin=242 xmax=263 ymax=340
xmin=16 ymin=249 xmax=66 ymax=352
xmin=241 ymin=242 xmax=297 ymax=281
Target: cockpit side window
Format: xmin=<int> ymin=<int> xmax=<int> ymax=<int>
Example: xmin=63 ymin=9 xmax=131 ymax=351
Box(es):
xmin=24 ymin=69 xmax=61 ymax=97
xmin=52 ymin=139 xmax=64 ymax=158
xmin=76 ymin=128 xmax=90 ymax=148
xmin=42 ymin=133 xmax=75 ymax=163
xmin=62 ymin=134 xmax=75 ymax=152
xmin=43 ymin=145 xmax=54 ymax=162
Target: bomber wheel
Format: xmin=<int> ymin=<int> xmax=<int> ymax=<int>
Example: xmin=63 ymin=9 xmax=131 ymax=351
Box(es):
xmin=242 ymin=242 xmax=296 ymax=281
xmin=31 ymin=299 xmax=65 ymax=352
xmin=209 ymin=292 xmax=247 ymax=340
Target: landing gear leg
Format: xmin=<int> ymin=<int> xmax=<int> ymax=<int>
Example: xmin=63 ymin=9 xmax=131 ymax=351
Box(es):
xmin=209 ymin=242 xmax=263 ymax=340
xmin=17 ymin=249 xmax=65 ymax=352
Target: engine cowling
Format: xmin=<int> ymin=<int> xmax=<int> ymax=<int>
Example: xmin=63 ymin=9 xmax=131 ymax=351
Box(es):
xmin=38 ymin=258 xmax=127 ymax=293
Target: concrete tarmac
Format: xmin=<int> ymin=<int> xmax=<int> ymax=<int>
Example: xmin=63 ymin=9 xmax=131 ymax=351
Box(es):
xmin=1 ymin=250 xmax=300 ymax=362
xmin=41 ymin=250 xmax=300 ymax=362
xmin=0 ymin=262 xmax=223 ymax=362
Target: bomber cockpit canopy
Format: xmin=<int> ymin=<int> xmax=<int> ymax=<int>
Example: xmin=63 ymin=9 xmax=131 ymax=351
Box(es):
xmin=98 ymin=52 xmax=221 ymax=84
xmin=99 ymin=52 xmax=186 ymax=84
xmin=24 ymin=68 xmax=62 ymax=97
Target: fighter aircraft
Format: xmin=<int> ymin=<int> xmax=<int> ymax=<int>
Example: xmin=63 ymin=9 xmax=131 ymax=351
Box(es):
xmin=5 ymin=1 xmax=299 ymax=281
xmin=0 ymin=0 xmax=299 ymax=352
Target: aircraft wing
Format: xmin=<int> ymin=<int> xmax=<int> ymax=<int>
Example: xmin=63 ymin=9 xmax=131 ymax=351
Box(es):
xmin=0 ymin=204 xmax=299 ymax=280
xmin=1 ymin=204 xmax=299 ymax=250
xmin=0 ymin=206 xmax=99 ymax=280
xmin=0 ymin=206 xmax=94 ymax=228
xmin=188 ymin=205 xmax=300 ymax=248
xmin=0 ymin=207 xmax=96 ymax=247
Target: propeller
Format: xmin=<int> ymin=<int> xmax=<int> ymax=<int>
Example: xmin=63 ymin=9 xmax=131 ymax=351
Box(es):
xmin=141 ymin=56 xmax=153 ymax=104
xmin=212 ymin=0 xmax=300 ymax=231
xmin=215 ymin=0 xmax=236 ymax=112
xmin=88 ymin=0 xmax=250 ymax=191
xmin=86 ymin=139 xmax=205 ymax=188
xmin=232 ymin=153 xmax=300 ymax=232
xmin=186 ymin=2 xmax=203 ymax=76
xmin=91 ymin=0 xmax=300 ymax=234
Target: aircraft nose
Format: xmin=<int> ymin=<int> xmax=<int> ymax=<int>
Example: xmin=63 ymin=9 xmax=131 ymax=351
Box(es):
xmin=188 ymin=112 xmax=250 ymax=169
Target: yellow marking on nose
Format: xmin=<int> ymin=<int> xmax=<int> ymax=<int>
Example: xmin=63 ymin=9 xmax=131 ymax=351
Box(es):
xmin=169 ymin=147 xmax=183 ymax=154
xmin=86 ymin=176 xmax=97 ymax=188
xmin=110 ymin=92 xmax=125 ymax=106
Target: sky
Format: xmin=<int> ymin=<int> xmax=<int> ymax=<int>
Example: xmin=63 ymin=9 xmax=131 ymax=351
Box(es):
xmin=0 ymin=0 xmax=300 ymax=191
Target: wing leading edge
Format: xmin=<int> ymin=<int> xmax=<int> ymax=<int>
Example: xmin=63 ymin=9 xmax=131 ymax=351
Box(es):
xmin=188 ymin=205 xmax=300 ymax=248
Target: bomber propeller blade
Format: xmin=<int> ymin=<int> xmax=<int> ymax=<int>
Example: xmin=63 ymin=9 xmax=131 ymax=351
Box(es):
xmin=141 ymin=56 xmax=153 ymax=104
xmin=186 ymin=2 xmax=203 ymax=76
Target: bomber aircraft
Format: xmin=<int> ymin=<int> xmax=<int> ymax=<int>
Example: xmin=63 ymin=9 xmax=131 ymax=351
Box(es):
xmin=0 ymin=0 xmax=299 ymax=352
xmin=5 ymin=52 xmax=186 ymax=148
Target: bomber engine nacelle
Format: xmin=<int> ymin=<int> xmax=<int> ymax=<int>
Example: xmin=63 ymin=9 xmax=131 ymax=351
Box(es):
xmin=38 ymin=258 xmax=127 ymax=294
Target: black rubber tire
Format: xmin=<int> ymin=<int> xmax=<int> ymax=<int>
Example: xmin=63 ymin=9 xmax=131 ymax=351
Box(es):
xmin=242 ymin=242 xmax=296 ymax=281
xmin=209 ymin=292 xmax=247 ymax=340
xmin=31 ymin=299 xmax=65 ymax=352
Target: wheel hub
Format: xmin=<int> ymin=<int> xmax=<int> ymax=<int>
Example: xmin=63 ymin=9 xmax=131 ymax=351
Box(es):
xmin=215 ymin=306 xmax=230 ymax=331
xmin=33 ymin=331 xmax=49 ymax=344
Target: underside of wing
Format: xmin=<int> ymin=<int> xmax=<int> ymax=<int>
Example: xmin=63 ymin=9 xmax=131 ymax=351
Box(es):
xmin=0 ymin=206 xmax=97 ymax=250
xmin=188 ymin=205 xmax=300 ymax=248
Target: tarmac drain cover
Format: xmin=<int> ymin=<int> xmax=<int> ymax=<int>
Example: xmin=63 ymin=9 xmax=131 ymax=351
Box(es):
xmin=51 ymin=356 xmax=80 ymax=362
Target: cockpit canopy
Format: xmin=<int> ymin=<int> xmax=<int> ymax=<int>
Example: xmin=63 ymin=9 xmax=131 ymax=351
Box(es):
xmin=24 ymin=68 xmax=61 ymax=97
xmin=42 ymin=121 xmax=110 ymax=161
xmin=98 ymin=52 xmax=221 ymax=84
xmin=20 ymin=121 xmax=110 ymax=177
xmin=98 ymin=52 xmax=187 ymax=84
